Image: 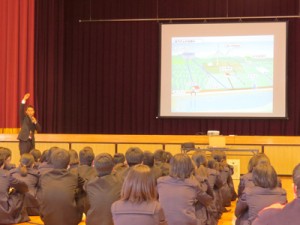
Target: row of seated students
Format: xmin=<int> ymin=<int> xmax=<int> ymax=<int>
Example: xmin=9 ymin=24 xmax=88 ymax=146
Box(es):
xmin=0 ymin=146 xmax=239 ymax=225
xmin=0 ymin=147 xmax=299 ymax=225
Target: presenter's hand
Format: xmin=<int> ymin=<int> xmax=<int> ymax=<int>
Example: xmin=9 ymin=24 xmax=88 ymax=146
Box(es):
xmin=31 ymin=116 xmax=37 ymax=124
xmin=23 ymin=93 xmax=30 ymax=101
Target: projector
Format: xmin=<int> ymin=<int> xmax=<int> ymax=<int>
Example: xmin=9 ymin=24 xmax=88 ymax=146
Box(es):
xmin=207 ymin=130 xmax=220 ymax=136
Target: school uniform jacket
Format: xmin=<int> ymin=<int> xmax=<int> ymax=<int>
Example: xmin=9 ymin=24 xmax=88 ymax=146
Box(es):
xmin=84 ymin=172 xmax=123 ymax=225
xmin=0 ymin=168 xmax=29 ymax=224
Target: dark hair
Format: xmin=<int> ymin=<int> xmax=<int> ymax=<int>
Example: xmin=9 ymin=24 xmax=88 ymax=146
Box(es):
xmin=40 ymin=150 xmax=49 ymax=163
xmin=30 ymin=149 xmax=42 ymax=162
xmin=292 ymin=163 xmax=300 ymax=188
xmin=69 ymin=149 xmax=79 ymax=165
xmin=50 ymin=148 xmax=70 ymax=169
xmin=164 ymin=151 xmax=173 ymax=163
xmin=125 ymin=147 xmax=144 ymax=167
xmin=26 ymin=105 xmax=34 ymax=110
xmin=79 ymin=147 xmax=95 ymax=166
xmin=94 ymin=153 xmax=114 ymax=177
xmin=143 ymin=151 xmax=154 ymax=167
xmin=0 ymin=154 xmax=5 ymax=167
xmin=19 ymin=153 xmax=35 ymax=177
xmin=47 ymin=147 xmax=60 ymax=164
xmin=253 ymin=163 xmax=278 ymax=189
xmin=153 ymin=149 xmax=165 ymax=162
xmin=113 ymin=153 xmax=125 ymax=164
xmin=170 ymin=153 xmax=194 ymax=179
xmin=121 ymin=164 xmax=157 ymax=203
xmin=0 ymin=147 xmax=12 ymax=160
xmin=192 ymin=151 xmax=207 ymax=168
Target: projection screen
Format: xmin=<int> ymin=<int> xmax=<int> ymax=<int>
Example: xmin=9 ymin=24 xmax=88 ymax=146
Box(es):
xmin=159 ymin=22 xmax=287 ymax=118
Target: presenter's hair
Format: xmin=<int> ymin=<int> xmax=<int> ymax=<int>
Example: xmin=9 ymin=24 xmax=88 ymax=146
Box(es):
xmin=121 ymin=164 xmax=157 ymax=203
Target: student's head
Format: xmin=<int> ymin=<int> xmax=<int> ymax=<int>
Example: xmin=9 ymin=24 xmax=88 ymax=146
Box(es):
xmin=153 ymin=149 xmax=165 ymax=162
xmin=0 ymin=147 xmax=12 ymax=164
xmin=47 ymin=146 xmax=60 ymax=164
xmin=211 ymin=150 xmax=224 ymax=163
xmin=164 ymin=151 xmax=173 ymax=163
xmin=192 ymin=151 xmax=207 ymax=168
xmin=25 ymin=105 xmax=35 ymax=117
xmin=292 ymin=163 xmax=300 ymax=192
xmin=20 ymin=153 xmax=35 ymax=176
xmin=40 ymin=149 xmax=49 ymax=163
xmin=79 ymin=147 xmax=95 ymax=166
xmin=69 ymin=149 xmax=79 ymax=166
xmin=170 ymin=153 xmax=194 ymax=179
xmin=255 ymin=153 xmax=270 ymax=166
xmin=30 ymin=149 xmax=42 ymax=162
xmin=143 ymin=151 xmax=154 ymax=167
xmin=207 ymin=158 xmax=218 ymax=170
xmin=113 ymin=153 xmax=125 ymax=165
xmin=121 ymin=164 xmax=157 ymax=203
xmin=0 ymin=154 xmax=5 ymax=168
xmin=125 ymin=147 xmax=144 ymax=167
xmin=253 ymin=163 xmax=278 ymax=189
xmin=94 ymin=153 xmax=114 ymax=177
xmin=50 ymin=148 xmax=70 ymax=169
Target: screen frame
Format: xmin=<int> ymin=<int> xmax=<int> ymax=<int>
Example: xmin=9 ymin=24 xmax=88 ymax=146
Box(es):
xmin=158 ymin=21 xmax=288 ymax=119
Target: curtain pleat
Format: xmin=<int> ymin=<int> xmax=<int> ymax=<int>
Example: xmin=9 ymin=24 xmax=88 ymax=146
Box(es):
xmin=0 ymin=0 xmax=35 ymax=133
xmin=35 ymin=0 xmax=300 ymax=135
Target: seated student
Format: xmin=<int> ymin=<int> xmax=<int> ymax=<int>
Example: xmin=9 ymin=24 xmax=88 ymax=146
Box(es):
xmin=10 ymin=153 xmax=40 ymax=216
xmin=253 ymin=163 xmax=300 ymax=225
xmin=38 ymin=147 xmax=60 ymax=175
xmin=192 ymin=152 xmax=222 ymax=225
xmin=157 ymin=153 xmax=212 ymax=225
xmin=68 ymin=149 xmax=80 ymax=173
xmin=235 ymin=163 xmax=287 ymax=225
xmin=207 ymin=158 xmax=224 ymax=223
xmin=117 ymin=147 xmax=144 ymax=179
xmin=29 ymin=148 xmax=42 ymax=169
xmin=211 ymin=150 xmax=233 ymax=208
xmin=84 ymin=153 xmax=123 ymax=225
xmin=78 ymin=147 xmax=97 ymax=181
xmin=238 ymin=153 xmax=271 ymax=197
xmin=143 ymin=151 xmax=162 ymax=180
xmin=38 ymin=148 xmax=85 ymax=225
xmin=112 ymin=164 xmax=167 ymax=225
xmin=0 ymin=154 xmax=29 ymax=224
xmin=153 ymin=149 xmax=170 ymax=176
xmin=191 ymin=151 xmax=214 ymax=225
xmin=113 ymin=153 xmax=127 ymax=172
xmin=0 ymin=147 xmax=16 ymax=170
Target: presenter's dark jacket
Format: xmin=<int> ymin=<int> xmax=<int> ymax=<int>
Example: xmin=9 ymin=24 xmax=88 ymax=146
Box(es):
xmin=235 ymin=186 xmax=287 ymax=225
xmin=17 ymin=103 xmax=41 ymax=143
xmin=84 ymin=172 xmax=122 ymax=225
xmin=38 ymin=168 xmax=84 ymax=225
xmin=10 ymin=167 xmax=40 ymax=215
xmin=0 ymin=168 xmax=29 ymax=224
xmin=253 ymin=196 xmax=300 ymax=225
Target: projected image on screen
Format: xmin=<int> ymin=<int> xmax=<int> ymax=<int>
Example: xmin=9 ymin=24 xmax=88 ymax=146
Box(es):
xmin=171 ymin=35 xmax=274 ymax=113
xmin=159 ymin=22 xmax=287 ymax=118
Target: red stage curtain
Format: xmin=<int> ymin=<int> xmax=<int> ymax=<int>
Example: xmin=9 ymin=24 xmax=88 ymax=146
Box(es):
xmin=0 ymin=0 xmax=35 ymax=133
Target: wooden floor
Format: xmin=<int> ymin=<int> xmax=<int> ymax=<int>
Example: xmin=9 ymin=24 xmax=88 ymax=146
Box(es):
xmin=15 ymin=177 xmax=294 ymax=225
